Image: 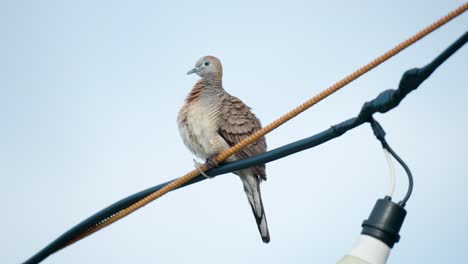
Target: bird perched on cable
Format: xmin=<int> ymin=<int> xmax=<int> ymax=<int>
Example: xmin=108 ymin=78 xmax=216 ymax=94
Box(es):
xmin=178 ymin=55 xmax=270 ymax=243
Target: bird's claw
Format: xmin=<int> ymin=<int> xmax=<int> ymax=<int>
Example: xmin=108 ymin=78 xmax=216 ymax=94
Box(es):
xmin=205 ymin=155 xmax=219 ymax=169
xmin=193 ymin=159 xmax=214 ymax=179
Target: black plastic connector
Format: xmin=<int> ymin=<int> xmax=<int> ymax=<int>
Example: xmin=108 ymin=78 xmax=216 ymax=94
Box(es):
xmin=361 ymin=197 xmax=407 ymax=248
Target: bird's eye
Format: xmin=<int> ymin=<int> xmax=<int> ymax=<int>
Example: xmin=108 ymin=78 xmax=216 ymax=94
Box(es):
xmin=204 ymin=61 xmax=210 ymax=66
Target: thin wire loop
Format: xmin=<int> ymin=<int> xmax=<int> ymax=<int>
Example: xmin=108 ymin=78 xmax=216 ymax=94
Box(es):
xmin=382 ymin=141 xmax=414 ymax=207
xmin=383 ymin=149 xmax=396 ymax=198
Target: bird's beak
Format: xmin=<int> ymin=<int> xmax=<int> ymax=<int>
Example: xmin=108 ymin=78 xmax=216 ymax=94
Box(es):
xmin=187 ymin=68 xmax=198 ymax=75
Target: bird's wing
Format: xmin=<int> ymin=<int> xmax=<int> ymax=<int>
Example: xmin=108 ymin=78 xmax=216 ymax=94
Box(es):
xmin=218 ymin=95 xmax=267 ymax=180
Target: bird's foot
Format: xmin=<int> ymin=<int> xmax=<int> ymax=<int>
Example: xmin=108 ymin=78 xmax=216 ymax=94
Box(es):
xmin=193 ymin=159 xmax=214 ymax=179
xmin=205 ymin=155 xmax=219 ymax=169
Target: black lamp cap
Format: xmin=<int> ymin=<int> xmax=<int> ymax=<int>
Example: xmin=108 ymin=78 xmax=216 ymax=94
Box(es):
xmin=361 ymin=196 xmax=407 ymax=248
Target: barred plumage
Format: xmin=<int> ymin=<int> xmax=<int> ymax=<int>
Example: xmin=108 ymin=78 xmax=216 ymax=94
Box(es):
xmin=178 ymin=56 xmax=270 ymax=243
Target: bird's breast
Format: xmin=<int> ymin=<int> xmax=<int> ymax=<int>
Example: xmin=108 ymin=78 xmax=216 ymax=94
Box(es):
xmin=178 ymin=101 xmax=221 ymax=159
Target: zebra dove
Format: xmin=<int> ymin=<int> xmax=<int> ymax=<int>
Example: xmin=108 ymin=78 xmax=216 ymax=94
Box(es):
xmin=178 ymin=55 xmax=270 ymax=243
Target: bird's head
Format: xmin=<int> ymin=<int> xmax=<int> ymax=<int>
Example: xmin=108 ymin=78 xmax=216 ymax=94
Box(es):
xmin=187 ymin=56 xmax=223 ymax=79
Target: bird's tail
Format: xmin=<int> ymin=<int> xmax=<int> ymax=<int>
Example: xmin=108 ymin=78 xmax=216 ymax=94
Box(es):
xmin=240 ymin=174 xmax=270 ymax=243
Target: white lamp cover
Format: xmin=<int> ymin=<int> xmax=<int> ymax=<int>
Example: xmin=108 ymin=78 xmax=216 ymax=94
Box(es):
xmin=337 ymin=235 xmax=391 ymax=264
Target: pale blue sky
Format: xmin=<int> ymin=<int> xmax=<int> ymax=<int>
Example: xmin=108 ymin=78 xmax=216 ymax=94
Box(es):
xmin=1 ymin=1 xmax=467 ymax=263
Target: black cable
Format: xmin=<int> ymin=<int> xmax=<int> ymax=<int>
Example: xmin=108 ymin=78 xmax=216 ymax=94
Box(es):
xmin=24 ymin=31 xmax=468 ymax=264
xmin=382 ymin=140 xmax=413 ymax=207
xmin=370 ymin=118 xmax=413 ymax=207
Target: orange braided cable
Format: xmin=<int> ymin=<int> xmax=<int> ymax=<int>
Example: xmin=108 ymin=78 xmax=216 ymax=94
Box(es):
xmin=65 ymin=2 xmax=467 ymax=248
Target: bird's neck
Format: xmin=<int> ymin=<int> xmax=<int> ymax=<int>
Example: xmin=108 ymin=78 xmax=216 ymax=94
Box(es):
xmin=202 ymin=73 xmax=223 ymax=87
xmin=186 ymin=77 xmax=224 ymax=103
xmin=197 ymin=77 xmax=224 ymax=99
